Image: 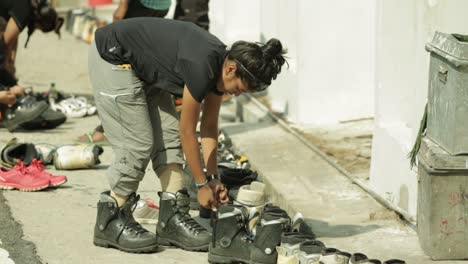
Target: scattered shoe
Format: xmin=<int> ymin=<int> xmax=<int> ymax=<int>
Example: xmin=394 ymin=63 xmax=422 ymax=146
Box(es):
xmin=249 ymin=209 xmax=291 ymax=264
xmin=234 ymin=181 xmax=266 ymax=208
xmin=21 ymin=108 xmax=67 ymax=130
xmin=277 ymin=232 xmax=317 ymax=259
xmin=0 ymin=163 xmax=49 ymax=191
xmin=35 ymin=144 xmax=57 ymax=165
xmin=156 ymin=189 xmax=211 ymax=251
xmin=320 ymin=248 xmax=341 ymax=264
xmin=350 ymin=253 xmax=369 ymax=264
xmin=294 ymin=240 xmax=326 ymax=264
xmin=93 ymin=191 xmax=159 ymax=253
xmin=54 ymin=144 xmax=103 ymax=170
xmin=0 ymin=138 xmax=41 ymax=168
xmin=1 ymin=100 xmax=49 ymax=131
xmin=133 ymin=198 xmax=159 ymax=224
xmin=335 ymin=251 xmax=352 ymax=264
xmin=208 ymin=204 xmax=252 ymax=264
xmin=50 ymin=97 xmax=88 ymax=118
xmin=27 ymin=159 xmax=67 ymax=187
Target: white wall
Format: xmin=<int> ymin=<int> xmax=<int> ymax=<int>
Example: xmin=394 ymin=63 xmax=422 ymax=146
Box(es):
xmin=210 ymin=0 xmax=376 ymax=126
xmin=295 ymin=0 xmax=376 ymax=125
xmin=370 ymin=0 xmax=468 ymax=218
xmin=209 ymin=0 xmax=261 ymax=45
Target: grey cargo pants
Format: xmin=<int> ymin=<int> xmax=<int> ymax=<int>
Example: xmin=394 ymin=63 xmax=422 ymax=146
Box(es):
xmin=88 ymin=40 xmax=184 ymax=196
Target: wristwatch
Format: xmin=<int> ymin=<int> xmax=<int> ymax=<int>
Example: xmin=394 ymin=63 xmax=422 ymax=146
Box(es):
xmin=206 ymin=174 xmax=220 ymax=182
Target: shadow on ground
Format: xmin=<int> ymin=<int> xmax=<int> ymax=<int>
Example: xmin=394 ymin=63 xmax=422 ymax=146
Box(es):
xmin=305 ymin=218 xmax=381 ymax=238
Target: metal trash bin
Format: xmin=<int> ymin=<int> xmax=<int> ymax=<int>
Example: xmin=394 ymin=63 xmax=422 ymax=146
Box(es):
xmin=417 ymin=137 xmax=468 ymax=260
xmin=425 ymin=31 xmax=468 ymax=155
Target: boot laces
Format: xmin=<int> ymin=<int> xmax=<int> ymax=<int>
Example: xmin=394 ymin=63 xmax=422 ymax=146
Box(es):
xmin=175 ymin=196 xmax=205 ymax=234
xmin=124 ymin=222 xmax=149 ymax=236
xmin=122 ymin=196 xmax=149 ymax=236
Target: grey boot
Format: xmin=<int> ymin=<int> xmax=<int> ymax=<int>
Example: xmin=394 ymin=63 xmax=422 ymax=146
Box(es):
xmin=277 ymin=232 xmax=317 ymax=257
xmin=208 ymin=204 xmax=253 ymax=263
xmin=295 ymin=240 xmax=326 ymax=264
xmin=250 ymin=212 xmax=291 ymax=264
xmin=320 ymin=248 xmax=341 ymax=264
xmin=335 ymin=251 xmax=351 ymax=264
xmin=156 ymin=189 xmax=211 ymax=251
xmin=93 ymin=191 xmax=159 ymax=253
xmin=350 ymin=253 xmax=369 ymax=264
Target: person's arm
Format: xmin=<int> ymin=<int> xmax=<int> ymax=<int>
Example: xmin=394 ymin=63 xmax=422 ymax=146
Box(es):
xmin=201 ymin=92 xmax=229 ymax=204
xmin=180 ymin=85 xmax=217 ymax=209
xmin=3 ymin=18 xmax=20 ymax=74
xmin=3 ymin=18 xmax=20 ymax=47
xmin=113 ymin=0 xmax=130 ymax=22
xmin=0 ymin=90 xmax=16 ymax=106
xmin=200 ymin=92 xmax=221 ymax=175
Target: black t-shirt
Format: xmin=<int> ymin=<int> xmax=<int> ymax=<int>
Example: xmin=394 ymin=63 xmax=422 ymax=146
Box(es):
xmin=0 ymin=0 xmax=33 ymax=31
xmin=95 ymin=17 xmax=226 ymax=103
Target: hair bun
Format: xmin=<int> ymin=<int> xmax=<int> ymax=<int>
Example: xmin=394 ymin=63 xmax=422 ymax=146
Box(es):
xmin=262 ymin=38 xmax=284 ymax=61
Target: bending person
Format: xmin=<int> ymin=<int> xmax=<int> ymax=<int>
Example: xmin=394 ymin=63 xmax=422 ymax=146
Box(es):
xmin=89 ymin=17 xmax=287 ymax=253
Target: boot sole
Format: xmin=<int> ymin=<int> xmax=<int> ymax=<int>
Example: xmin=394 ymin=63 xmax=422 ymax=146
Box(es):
xmin=208 ymin=252 xmax=250 ymax=264
xmin=208 ymin=253 xmax=271 ymax=264
xmin=157 ymin=236 xmax=208 ymax=252
xmin=93 ymin=237 xmax=159 ymax=253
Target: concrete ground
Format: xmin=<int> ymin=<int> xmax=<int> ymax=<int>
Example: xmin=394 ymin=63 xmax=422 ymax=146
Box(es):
xmin=0 ymin=29 xmax=464 ymax=264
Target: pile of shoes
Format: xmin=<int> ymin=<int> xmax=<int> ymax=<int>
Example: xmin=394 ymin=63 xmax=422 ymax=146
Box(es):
xmin=44 ymin=83 xmax=97 ymax=119
xmin=0 ymin=138 xmax=104 ymax=170
xmin=209 ymin=203 xmax=407 ymax=264
xmin=66 ymin=9 xmax=107 ymax=44
xmin=0 ymin=82 xmax=95 ymax=131
xmin=0 ymin=158 xmax=67 ymax=191
xmin=209 ymin=130 xmax=408 ymax=263
xmin=218 ymin=130 xmax=251 ymax=170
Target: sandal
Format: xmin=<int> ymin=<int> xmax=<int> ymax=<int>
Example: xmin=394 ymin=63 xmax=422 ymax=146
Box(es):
xmin=75 ymin=131 xmax=110 ymax=146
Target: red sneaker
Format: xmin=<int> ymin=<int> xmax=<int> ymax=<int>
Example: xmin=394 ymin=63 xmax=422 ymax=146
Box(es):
xmin=27 ymin=159 xmax=67 ymax=187
xmin=0 ymin=164 xmax=50 ymax=191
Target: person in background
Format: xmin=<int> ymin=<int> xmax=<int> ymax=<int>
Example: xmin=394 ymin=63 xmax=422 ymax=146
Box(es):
xmin=0 ymin=0 xmax=63 ymax=81
xmin=113 ymin=0 xmax=171 ymax=21
xmin=173 ymin=0 xmax=209 ymax=30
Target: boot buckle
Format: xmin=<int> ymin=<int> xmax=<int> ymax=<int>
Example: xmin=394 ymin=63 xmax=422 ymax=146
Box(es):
xmin=220 ymin=237 xmax=232 ymax=248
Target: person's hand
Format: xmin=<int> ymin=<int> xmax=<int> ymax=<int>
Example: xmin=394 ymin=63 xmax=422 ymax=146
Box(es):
xmin=197 ymin=185 xmax=217 ymax=210
xmin=0 ymin=91 xmax=16 ymax=106
xmin=208 ymin=179 xmax=229 ymax=205
xmin=113 ymin=5 xmax=127 ymax=22
xmin=9 ymin=85 xmax=25 ymax=97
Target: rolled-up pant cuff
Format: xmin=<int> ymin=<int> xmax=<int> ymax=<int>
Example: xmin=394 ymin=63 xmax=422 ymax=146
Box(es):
xmin=107 ymin=162 xmax=146 ymax=196
xmin=153 ymin=148 xmax=185 ymax=173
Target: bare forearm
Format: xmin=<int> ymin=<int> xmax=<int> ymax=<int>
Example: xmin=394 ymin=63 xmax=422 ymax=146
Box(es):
xmin=180 ymin=130 xmax=206 ymax=184
xmin=201 ymin=125 xmax=218 ymax=175
xmin=119 ymin=0 xmax=130 ymax=7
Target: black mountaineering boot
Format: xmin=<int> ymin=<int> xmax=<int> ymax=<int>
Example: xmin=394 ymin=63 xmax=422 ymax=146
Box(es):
xmin=208 ymin=204 xmax=253 ymax=263
xmin=250 ymin=211 xmax=291 ymax=264
xmin=156 ymin=189 xmax=211 ymax=251
xmin=1 ymin=99 xmax=49 ymax=132
xmin=93 ymin=191 xmax=159 ymax=253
